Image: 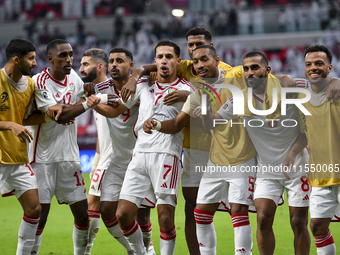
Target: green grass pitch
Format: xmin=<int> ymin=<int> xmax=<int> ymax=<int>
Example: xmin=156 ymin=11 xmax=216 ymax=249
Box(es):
xmin=1 ymin=173 xmax=339 ymax=254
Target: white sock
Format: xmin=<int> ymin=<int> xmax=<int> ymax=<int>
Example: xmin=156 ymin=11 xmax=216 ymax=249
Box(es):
xmin=232 ymin=213 xmax=253 ymax=254
xmin=140 ymin=221 xmax=152 ymax=252
xmin=86 ymin=211 xmax=100 ymax=255
xmin=121 ymin=219 xmax=146 ymax=255
xmin=194 ymin=208 xmax=216 ymax=255
xmin=16 ymin=214 xmax=40 ymax=255
xmin=73 ymin=222 xmax=89 ymax=255
xmin=30 ymin=227 xmax=44 ymax=254
xmin=314 ymin=230 xmax=336 ymax=255
xmin=103 ymin=215 xmax=133 ymax=252
xmin=160 ymin=226 xmax=176 ymax=255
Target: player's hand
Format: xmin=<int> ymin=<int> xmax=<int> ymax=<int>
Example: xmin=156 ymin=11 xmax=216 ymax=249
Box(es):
xmin=282 ymin=154 xmax=294 ymax=179
xmin=326 ymin=78 xmax=340 ymax=100
xmin=163 ymin=90 xmax=191 ymax=105
xmin=89 ymin=169 xmax=96 ymax=180
xmin=10 ymin=123 xmax=33 ymax=143
xmin=107 ymin=94 xmax=120 ymax=108
xmin=61 ymin=119 xmax=75 ymax=125
xmin=148 ymin=72 xmax=157 ymax=86
xmin=143 ymin=118 xmax=157 ymax=134
xmin=87 ymin=95 xmax=101 ymax=108
xmin=279 ymin=75 xmax=296 ymax=99
xmin=121 ymin=79 xmax=137 ymax=103
xmin=84 ymin=82 xmax=96 ymax=97
xmin=193 ymin=106 xmax=202 ymax=118
xmin=47 ymin=104 xmax=64 ymax=121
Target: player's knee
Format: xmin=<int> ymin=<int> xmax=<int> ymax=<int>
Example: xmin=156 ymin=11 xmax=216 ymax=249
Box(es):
xmin=25 ymin=202 xmax=42 ymax=217
xmin=116 ymin=208 xmax=132 ymax=224
xmin=99 ymin=202 xmax=113 ymax=219
xmin=75 ymin=210 xmax=89 ymax=226
xmin=257 ymin=212 xmax=273 ymax=230
xmin=309 ymin=220 xmax=328 ymax=236
xmin=290 ymin=214 xmax=307 ymax=231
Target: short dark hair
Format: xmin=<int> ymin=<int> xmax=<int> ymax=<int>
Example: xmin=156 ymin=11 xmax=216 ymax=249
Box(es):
xmin=82 ymin=48 xmax=109 ymax=68
xmin=243 ymin=51 xmax=269 ymax=66
xmin=304 ymin=44 xmax=332 ymax=64
xmin=46 ymin=39 xmax=69 ymax=56
xmin=109 ymin=47 xmax=133 ymax=61
xmin=185 ymin=27 xmax=212 ymax=42
xmin=193 ymin=45 xmax=217 ymax=58
xmin=5 ymin=38 xmax=36 ymax=61
xmin=154 ymin=40 xmax=180 ymax=58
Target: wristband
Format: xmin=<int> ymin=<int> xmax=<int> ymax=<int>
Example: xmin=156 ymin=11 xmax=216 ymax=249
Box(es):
xmin=82 ymin=100 xmax=90 ymax=111
xmin=154 ymin=120 xmax=162 ymax=131
xmin=96 ymin=93 xmax=108 ymax=105
xmin=92 ymin=152 xmax=100 ymax=170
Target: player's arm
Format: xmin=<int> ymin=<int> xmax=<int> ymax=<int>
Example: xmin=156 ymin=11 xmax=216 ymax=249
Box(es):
xmin=163 ymin=90 xmax=191 ymax=105
xmin=22 ymin=111 xmax=52 ymax=126
xmin=87 ymin=95 xmax=128 ymax=118
xmin=0 ymin=121 xmax=33 ymax=143
xmin=143 ymin=111 xmax=190 ymax=134
xmin=121 ymin=64 xmax=157 ymax=102
xmin=47 ymin=98 xmax=88 ymax=124
xmin=327 ymin=77 xmax=340 ymax=100
xmin=282 ymin=132 xmax=308 ymax=179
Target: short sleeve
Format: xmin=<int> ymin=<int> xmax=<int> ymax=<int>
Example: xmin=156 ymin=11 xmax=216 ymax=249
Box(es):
xmin=33 ymin=75 xmax=57 ymax=112
xmin=216 ymin=97 xmax=236 ymax=120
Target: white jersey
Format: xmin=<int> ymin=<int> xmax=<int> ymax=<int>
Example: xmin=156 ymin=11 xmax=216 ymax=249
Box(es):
xmin=217 ymin=92 xmax=308 ymax=178
xmin=94 ymin=110 xmax=112 ymax=169
xmin=29 ymin=68 xmax=84 ymax=163
xmin=123 ymin=77 xmax=194 ymax=158
xmin=96 ymin=79 xmax=138 ymax=165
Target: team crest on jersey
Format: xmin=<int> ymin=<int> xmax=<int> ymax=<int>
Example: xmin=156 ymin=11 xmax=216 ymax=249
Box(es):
xmin=149 ymin=89 xmax=154 ymax=93
xmin=1 ymin=92 xmax=8 ymax=103
xmin=69 ymin=83 xmax=75 ymax=93
xmin=163 ymin=87 xmax=177 ymax=95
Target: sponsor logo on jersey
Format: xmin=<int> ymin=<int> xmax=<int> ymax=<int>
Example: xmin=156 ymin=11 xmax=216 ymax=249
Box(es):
xmin=149 ymin=89 xmax=154 ymax=93
xmin=1 ymin=92 xmax=8 ymax=103
xmin=0 ymin=104 xmax=10 ymax=112
xmin=161 ymin=183 xmax=167 ymax=188
xmin=43 ymin=91 xmax=49 ymax=99
xmin=302 ymin=194 xmax=309 ymax=200
xmin=55 ymin=93 xmax=60 ymax=98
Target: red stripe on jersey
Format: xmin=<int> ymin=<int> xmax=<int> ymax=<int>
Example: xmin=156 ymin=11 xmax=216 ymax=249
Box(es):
xmin=97 ymin=169 xmax=106 ymax=191
xmin=137 ymin=78 xmax=148 ymax=84
xmin=113 ymin=84 xmax=121 ymax=97
xmin=156 ymin=77 xmax=181 ymax=90
xmin=253 ymin=93 xmax=263 ymax=103
xmin=44 ymin=68 xmax=68 ymax=87
xmin=170 ymin=157 xmax=178 ymax=189
xmin=30 ymin=124 xmax=41 ymax=164
xmin=1 ymin=188 xmax=15 ymax=197
xmin=97 ymin=79 xmax=112 ymax=91
xmin=143 ymin=197 xmax=155 ymax=207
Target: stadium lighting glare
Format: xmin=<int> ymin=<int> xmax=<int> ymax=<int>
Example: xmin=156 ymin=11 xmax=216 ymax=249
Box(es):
xmin=172 ymin=9 xmax=184 ymax=17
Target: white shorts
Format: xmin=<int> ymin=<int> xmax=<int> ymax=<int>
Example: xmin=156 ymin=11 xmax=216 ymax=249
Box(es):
xmin=181 ymin=148 xmax=209 ymax=187
xmin=310 ymin=186 xmax=340 ymax=219
xmin=120 ymin=152 xmax=181 ymax=207
xmin=197 ymin=158 xmax=256 ymax=207
xmin=89 ymin=168 xmax=106 ymax=197
xmin=0 ymin=163 xmax=38 ymax=199
xmin=100 ymin=161 xmax=127 ymax=202
xmin=254 ymin=175 xmax=310 ymax=207
xmin=31 ymin=162 xmax=87 ymax=205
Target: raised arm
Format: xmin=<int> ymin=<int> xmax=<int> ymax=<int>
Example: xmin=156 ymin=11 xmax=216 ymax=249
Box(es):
xmin=121 ymin=64 xmax=157 ymax=102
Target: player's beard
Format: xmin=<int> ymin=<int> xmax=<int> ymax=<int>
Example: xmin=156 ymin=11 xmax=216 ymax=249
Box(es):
xmin=82 ymin=69 xmax=97 ymax=83
xmin=245 ymin=71 xmax=266 ymax=90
